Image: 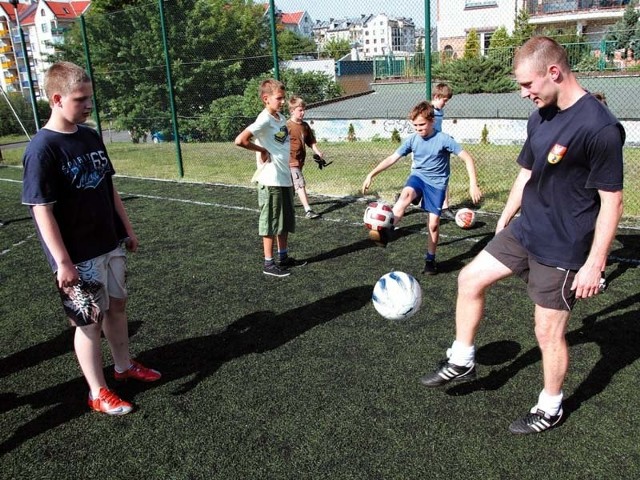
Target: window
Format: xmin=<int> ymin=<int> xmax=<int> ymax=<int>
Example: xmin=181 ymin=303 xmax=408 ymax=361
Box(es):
xmin=465 ymin=0 xmax=498 ymax=7
xmin=41 ymin=23 xmax=48 ymax=33
xmin=481 ymin=31 xmax=493 ymax=55
xmin=443 ymin=45 xmax=454 ymax=59
xmin=40 ymin=9 xmax=46 ymax=16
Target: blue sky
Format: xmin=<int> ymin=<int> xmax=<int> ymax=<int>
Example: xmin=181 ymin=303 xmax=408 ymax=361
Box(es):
xmin=273 ymin=0 xmax=433 ymax=25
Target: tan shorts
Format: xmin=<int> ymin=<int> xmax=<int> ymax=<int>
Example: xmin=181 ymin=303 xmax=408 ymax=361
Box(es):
xmin=485 ymin=226 xmax=577 ymax=311
xmin=57 ymin=245 xmax=127 ymax=326
xmin=291 ymin=167 xmax=306 ymax=190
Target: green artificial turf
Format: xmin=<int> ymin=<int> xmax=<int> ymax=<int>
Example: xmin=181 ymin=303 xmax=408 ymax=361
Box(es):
xmin=1 ymin=172 xmax=640 ymax=478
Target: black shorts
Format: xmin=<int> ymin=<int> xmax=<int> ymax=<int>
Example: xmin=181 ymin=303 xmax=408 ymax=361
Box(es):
xmin=485 ymin=226 xmax=577 ymax=311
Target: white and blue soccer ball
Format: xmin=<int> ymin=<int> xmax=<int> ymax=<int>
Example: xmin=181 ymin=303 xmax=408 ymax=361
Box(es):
xmin=372 ymin=271 xmax=422 ymax=321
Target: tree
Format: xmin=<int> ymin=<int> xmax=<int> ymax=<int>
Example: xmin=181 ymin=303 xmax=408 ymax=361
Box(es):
xmin=604 ymin=0 xmax=639 ymax=55
xmin=278 ymin=30 xmax=317 ymax=60
xmin=512 ymin=8 xmax=535 ymax=47
xmin=322 ymin=38 xmax=351 ymax=59
xmin=52 ymin=0 xmax=272 ymax=141
xmin=0 ymin=92 xmax=49 ymax=136
xmin=441 ymin=56 xmax=515 ymax=94
xmin=487 ymin=26 xmax=512 ymax=65
xmin=463 ymin=29 xmax=481 ymax=59
xmin=199 ymin=69 xmax=342 ymax=142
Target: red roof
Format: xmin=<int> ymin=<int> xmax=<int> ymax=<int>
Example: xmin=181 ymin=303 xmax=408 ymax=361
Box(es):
xmin=0 ymin=2 xmax=32 ymax=22
xmin=281 ymin=11 xmax=304 ymax=25
xmin=44 ymin=1 xmax=90 ymax=19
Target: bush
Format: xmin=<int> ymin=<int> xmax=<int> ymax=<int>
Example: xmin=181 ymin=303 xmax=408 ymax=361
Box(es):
xmin=440 ymin=56 xmax=516 ymax=94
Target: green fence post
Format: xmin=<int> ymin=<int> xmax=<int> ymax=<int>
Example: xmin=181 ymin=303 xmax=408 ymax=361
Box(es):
xmin=268 ymin=0 xmax=279 ymax=79
xmin=158 ymin=0 xmax=184 ymax=178
xmin=425 ymin=0 xmax=432 ymax=99
xmin=80 ymin=15 xmax=102 ymax=138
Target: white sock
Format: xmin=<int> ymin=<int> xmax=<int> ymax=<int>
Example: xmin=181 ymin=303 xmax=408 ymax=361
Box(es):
xmin=532 ymin=389 xmax=563 ymax=416
xmin=114 ymin=363 xmax=132 ymax=374
xmin=447 ymin=340 xmax=475 ymax=367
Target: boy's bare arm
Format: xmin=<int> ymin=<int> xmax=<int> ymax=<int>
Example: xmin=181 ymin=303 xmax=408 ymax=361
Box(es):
xmin=362 ymin=153 xmax=402 ymax=194
xmin=31 ymin=204 xmax=78 ymax=288
xmin=112 ymin=187 xmax=138 ymax=252
xmin=234 ymin=129 xmax=269 ymax=162
xmin=458 ymin=150 xmax=482 ymax=204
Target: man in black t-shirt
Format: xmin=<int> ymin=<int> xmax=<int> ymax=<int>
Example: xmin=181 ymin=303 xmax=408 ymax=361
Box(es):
xmin=419 ymin=37 xmax=624 ymax=435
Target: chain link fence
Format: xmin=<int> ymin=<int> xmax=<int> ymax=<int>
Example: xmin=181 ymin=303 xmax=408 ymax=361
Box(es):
xmin=2 ymin=0 xmax=639 ymax=223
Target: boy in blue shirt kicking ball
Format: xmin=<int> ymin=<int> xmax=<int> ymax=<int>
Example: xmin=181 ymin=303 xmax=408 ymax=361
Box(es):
xmin=362 ymin=101 xmax=482 ymax=274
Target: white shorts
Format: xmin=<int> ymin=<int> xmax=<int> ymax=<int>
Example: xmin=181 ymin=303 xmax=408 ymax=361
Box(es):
xmin=57 ymin=245 xmax=127 ymax=326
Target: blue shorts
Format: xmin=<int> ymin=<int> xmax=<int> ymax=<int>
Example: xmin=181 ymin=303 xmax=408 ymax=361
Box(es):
xmin=405 ymin=175 xmax=447 ymax=216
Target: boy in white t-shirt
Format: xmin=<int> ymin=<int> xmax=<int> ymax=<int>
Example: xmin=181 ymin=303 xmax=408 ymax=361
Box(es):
xmin=235 ymin=79 xmax=306 ymax=277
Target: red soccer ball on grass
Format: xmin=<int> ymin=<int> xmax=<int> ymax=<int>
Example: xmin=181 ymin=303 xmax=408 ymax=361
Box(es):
xmin=454 ymin=208 xmax=476 ymax=229
xmin=363 ymin=201 xmax=394 ymax=231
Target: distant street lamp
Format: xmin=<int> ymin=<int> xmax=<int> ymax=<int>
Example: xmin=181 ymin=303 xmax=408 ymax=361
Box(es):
xmin=9 ymin=0 xmax=40 ymax=131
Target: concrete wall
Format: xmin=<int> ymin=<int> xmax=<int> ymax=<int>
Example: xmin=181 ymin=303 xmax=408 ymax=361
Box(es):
xmin=309 ymin=117 xmax=640 ymax=146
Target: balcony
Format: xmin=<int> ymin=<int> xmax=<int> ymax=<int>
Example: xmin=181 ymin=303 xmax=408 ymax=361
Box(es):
xmin=51 ymin=27 xmax=69 ymax=35
xmin=528 ymin=0 xmax=631 ymax=15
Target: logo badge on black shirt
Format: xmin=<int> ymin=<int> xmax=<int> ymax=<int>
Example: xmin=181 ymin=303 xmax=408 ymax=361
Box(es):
xmin=547 ymin=144 xmax=567 ymax=164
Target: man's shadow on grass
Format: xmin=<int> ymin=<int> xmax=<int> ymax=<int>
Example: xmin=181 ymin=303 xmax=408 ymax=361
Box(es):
xmin=304 ymin=221 xmax=423 ymax=265
xmin=0 ymin=286 xmax=371 ymax=454
xmin=436 ymin=231 xmax=493 ymax=274
xmin=605 ymin=233 xmax=640 ymax=287
xmin=308 ymin=196 xmax=360 ymax=216
xmin=445 ymin=292 xmax=640 ymax=418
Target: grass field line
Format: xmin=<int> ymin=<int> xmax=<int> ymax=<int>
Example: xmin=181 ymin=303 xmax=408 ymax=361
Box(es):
xmin=118 ymin=190 xmax=487 ymax=246
xmin=0 ymin=177 xmax=21 ymax=184
xmin=1 ymin=233 xmax=35 ymax=256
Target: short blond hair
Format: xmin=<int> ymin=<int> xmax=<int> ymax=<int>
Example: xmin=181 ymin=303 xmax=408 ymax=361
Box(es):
xmin=259 ymin=78 xmax=285 ymax=98
xmin=44 ymin=61 xmax=91 ymax=100
xmin=288 ymin=95 xmax=306 ymax=111
xmin=433 ymin=83 xmax=452 ymax=100
xmin=513 ymin=36 xmax=570 ymax=75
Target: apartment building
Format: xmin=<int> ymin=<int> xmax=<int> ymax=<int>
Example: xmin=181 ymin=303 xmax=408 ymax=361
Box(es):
xmin=436 ymin=0 xmax=635 ymax=58
xmin=313 ymin=14 xmax=416 ymax=60
xmin=0 ymin=0 xmax=88 ymax=99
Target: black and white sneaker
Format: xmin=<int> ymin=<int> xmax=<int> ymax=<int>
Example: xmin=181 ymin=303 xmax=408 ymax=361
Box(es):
xmin=440 ymin=208 xmax=456 ymax=220
xmin=422 ymin=259 xmax=438 ymax=275
xmin=509 ymin=407 xmax=563 ymax=435
xmin=263 ymin=264 xmax=291 ymax=277
xmin=420 ymin=361 xmax=476 ymax=387
xmin=279 ymin=256 xmax=308 ymax=269
xmin=305 ymin=210 xmax=321 ymax=219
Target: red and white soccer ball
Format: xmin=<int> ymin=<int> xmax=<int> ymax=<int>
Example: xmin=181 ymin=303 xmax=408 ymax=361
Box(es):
xmin=455 ymin=208 xmax=476 ymax=229
xmin=364 ymin=201 xmax=394 ymax=231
